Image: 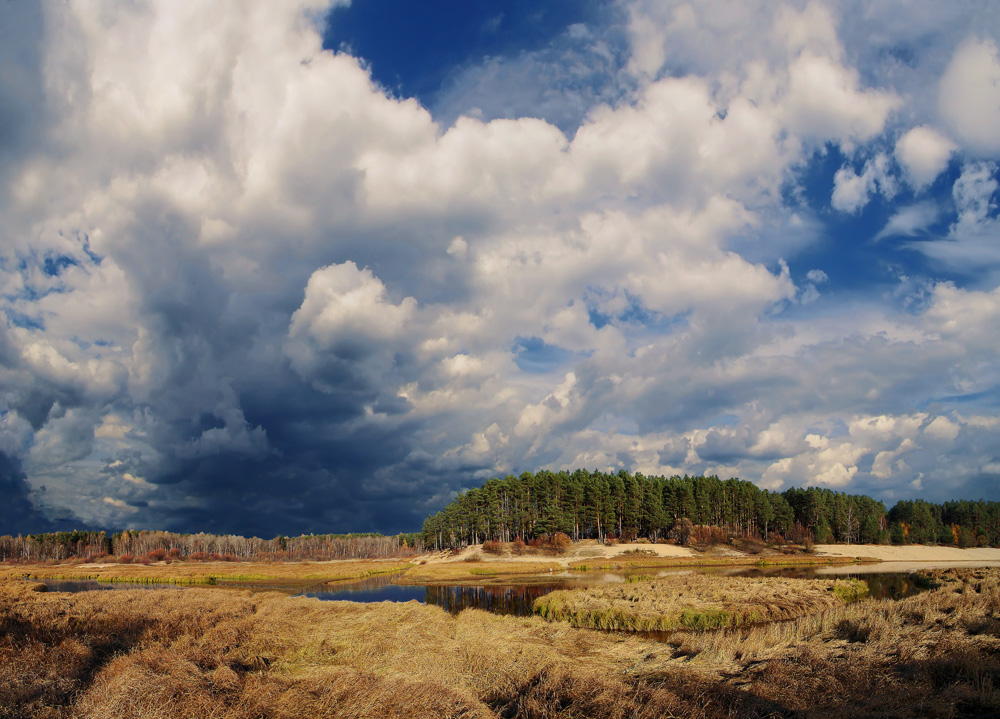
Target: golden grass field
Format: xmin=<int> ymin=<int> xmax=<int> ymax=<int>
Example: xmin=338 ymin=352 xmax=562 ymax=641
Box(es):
xmin=2 ymin=564 xmax=1000 ymax=717
xmin=398 ymin=559 xmax=565 ymax=585
xmin=0 ymin=559 xmax=411 ymax=586
xmin=0 ymin=550 xmax=863 ymax=588
xmin=534 ymin=574 xmax=870 ymax=631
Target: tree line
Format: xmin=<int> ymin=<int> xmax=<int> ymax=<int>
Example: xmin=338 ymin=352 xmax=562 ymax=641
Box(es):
xmin=0 ymin=529 xmax=423 ymax=563
xmin=421 ymin=469 xmax=1000 ymax=550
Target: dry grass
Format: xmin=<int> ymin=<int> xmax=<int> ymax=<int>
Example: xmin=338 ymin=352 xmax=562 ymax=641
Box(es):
xmin=534 ymin=574 xmax=869 ymax=631
xmin=0 ymin=559 xmax=410 ymax=586
xmin=398 ymin=561 xmax=564 ymax=585
xmin=568 ymin=553 xmax=872 ymax=571
xmin=1 ymin=568 xmax=999 ymax=718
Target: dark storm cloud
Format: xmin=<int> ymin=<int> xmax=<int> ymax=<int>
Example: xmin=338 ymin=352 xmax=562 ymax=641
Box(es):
xmin=0 ymin=1 xmax=998 ymax=538
xmin=0 ymin=451 xmax=80 ymax=534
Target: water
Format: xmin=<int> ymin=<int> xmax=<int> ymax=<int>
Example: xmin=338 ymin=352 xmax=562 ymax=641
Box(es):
xmin=293 ymin=565 xmax=934 ymax=613
xmin=298 ymin=576 xmax=566 ymax=616
xmin=37 ymin=560 xmax=981 ymax=610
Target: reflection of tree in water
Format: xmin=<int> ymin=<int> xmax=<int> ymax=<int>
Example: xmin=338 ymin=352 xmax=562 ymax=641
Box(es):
xmin=851 ymin=572 xmax=921 ymax=600
xmin=424 ymin=584 xmax=562 ymax=616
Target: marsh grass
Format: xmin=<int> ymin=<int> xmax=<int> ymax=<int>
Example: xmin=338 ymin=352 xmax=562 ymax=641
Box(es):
xmin=398 ymin=561 xmax=564 ymax=585
xmin=533 ymin=575 xmax=869 ymax=632
xmin=2 ymin=568 xmax=999 ymax=718
xmin=0 ymin=559 xmax=410 ymax=587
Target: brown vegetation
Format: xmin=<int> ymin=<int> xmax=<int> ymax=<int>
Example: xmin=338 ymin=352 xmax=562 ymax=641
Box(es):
xmin=568 ymin=552 xmax=870 ymax=571
xmin=1 ymin=568 xmax=999 ymax=717
xmin=0 ymin=530 xmax=422 ymax=564
xmin=0 ymin=559 xmax=411 ymax=587
xmin=398 ymin=561 xmax=564 ymax=585
xmin=534 ymin=574 xmax=869 ymax=631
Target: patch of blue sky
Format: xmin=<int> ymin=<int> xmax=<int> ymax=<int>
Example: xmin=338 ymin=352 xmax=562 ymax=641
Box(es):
xmin=512 ymin=335 xmax=579 ymax=374
xmin=588 ymin=413 xmax=640 ymax=436
xmin=6 ymin=309 xmax=43 ymax=331
xmin=697 ymin=413 xmax=740 ymax=430
xmin=803 ymin=417 xmax=851 ymax=440
xmin=42 ymin=255 xmax=79 ymax=277
xmin=585 ymin=290 xmax=690 ymax=332
xmin=322 ymin=0 xmax=620 ymax=130
xmin=782 ymin=148 xmax=969 ymax=297
xmin=917 ymin=387 xmax=1000 ymax=411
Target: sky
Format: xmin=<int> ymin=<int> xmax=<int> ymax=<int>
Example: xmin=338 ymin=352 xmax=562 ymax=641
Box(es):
xmin=1 ymin=0 xmax=999 ymax=537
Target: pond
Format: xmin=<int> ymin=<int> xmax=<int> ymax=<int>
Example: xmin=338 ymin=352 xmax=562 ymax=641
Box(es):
xmin=36 ymin=561 xmax=979 ymax=613
xmin=298 ymin=577 xmax=567 ymax=616
xmin=294 ymin=564 xmax=935 ymax=614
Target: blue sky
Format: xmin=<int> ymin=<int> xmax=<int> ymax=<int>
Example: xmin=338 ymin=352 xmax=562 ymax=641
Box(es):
xmin=0 ymin=0 xmax=998 ymax=536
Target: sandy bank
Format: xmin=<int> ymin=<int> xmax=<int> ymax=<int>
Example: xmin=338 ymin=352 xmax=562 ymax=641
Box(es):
xmin=423 ymin=540 xmax=699 ymax=567
xmin=814 ymin=544 xmax=1000 ymax=563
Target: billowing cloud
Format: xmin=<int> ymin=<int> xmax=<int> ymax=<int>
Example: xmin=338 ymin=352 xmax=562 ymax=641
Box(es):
xmin=0 ymin=0 xmax=997 ymax=535
xmin=895 ymin=126 xmax=957 ymax=190
xmin=939 ymin=38 xmax=1000 ymax=155
xmin=831 ymin=153 xmax=895 ymax=213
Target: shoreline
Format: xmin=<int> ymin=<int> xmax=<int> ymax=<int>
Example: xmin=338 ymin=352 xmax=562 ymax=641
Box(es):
xmin=813 ymin=544 xmax=1000 ymax=563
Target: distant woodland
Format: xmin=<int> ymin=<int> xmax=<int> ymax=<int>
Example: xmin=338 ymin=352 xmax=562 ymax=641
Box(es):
xmin=421 ymin=470 xmax=1000 ymax=551
xmin=0 ymin=531 xmax=422 ymax=564
xmin=4 ymin=469 xmax=999 ymax=562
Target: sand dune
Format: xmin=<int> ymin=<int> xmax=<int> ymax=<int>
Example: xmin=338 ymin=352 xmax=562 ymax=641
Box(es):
xmin=814 ymin=544 xmax=1000 ymax=562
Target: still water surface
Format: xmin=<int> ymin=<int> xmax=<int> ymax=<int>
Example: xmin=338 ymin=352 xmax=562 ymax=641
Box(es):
xmin=294 ymin=565 xmax=937 ymax=614
xmin=298 ymin=579 xmax=564 ymax=616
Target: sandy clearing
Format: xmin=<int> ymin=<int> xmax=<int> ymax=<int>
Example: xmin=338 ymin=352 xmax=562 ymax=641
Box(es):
xmin=422 ymin=541 xmax=700 ymax=566
xmin=814 ymin=544 xmax=1000 ymax=562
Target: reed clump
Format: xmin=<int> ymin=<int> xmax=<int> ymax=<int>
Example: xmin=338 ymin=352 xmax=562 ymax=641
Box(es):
xmin=534 ymin=575 xmax=869 ymax=631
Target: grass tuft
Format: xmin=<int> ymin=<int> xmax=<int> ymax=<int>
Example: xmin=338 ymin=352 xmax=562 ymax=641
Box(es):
xmin=534 ymin=575 xmax=871 ymax=632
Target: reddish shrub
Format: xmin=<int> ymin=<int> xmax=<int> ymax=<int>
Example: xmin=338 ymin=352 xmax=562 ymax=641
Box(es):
xmin=167 ymin=548 xmax=182 ymax=559
xmin=481 ymin=541 xmax=503 ymax=556
xmin=732 ymin=534 xmax=767 ymax=555
xmin=511 ymin=538 xmax=527 ymax=555
xmin=604 ymin=535 xmax=619 ymax=546
xmin=147 ymin=548 xmax=167 ymax=562
xmin=118 ymin=553 xmax=134 ymax=564
xmin=688 ymin=525 xmax=727 ymax=548
xmin=550 ymin=532 xmax=572 ymax=553
xmin=138 ymin=556 xmax=152 ymax=566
